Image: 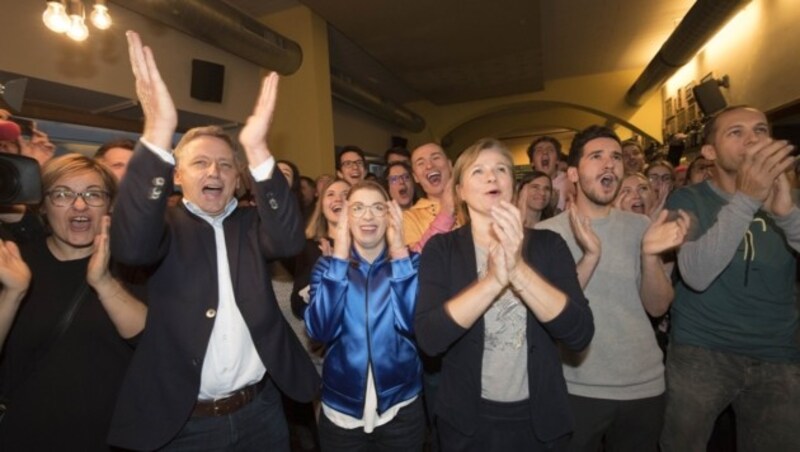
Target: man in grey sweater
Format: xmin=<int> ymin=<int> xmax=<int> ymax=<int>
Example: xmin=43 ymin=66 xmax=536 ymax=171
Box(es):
xmin=537 ymin=125 xmax=689 ymax=452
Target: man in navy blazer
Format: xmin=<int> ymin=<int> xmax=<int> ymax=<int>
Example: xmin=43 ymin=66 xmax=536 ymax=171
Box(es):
xmin=108 ymin=31 xmax=319 ymax=451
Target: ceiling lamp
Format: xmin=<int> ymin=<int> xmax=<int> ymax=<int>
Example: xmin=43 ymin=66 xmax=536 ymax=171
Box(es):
xmin=42 ymin=0 xmax=112 ymax=41
xmin=42 ymin=1 xmax=70 ymax=33
xmin=65 ymin=1 xmax=89 ymax=42
xmin=90 ymin=0 xmax=112 ymax=30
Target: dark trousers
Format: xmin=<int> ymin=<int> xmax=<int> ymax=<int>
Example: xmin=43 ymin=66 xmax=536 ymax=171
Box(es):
xmin=318 ymin=397 xmax=425 ymax=452
xmin=661 ymin=344 xmax=800 ymax=452
xmin=159 ymin=379 xmax=289 ymax=452
xmin=437 ymin=398 xmax=569 ymax=452
xmin=566 ymin=394 xmax=664 ymax=452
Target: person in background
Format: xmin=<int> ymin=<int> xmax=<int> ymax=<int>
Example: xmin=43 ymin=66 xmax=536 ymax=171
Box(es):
xmin=385 ymin=161 xmax=416 ymax=210
xmin=645 ymin=159 xmax=675 ymax=215
xmin=516 ymin=170 xmax=555 ymax=228
xmin=416 ymin=138 xmax=594 ymax=451
xmin=527 ymin=136 xmax=572 ymax=212
xmin=337 ymin=146 xmax=367 ymax=187
xmin=290 ymin=178 xmax=351 ymax=320
xmin=299 ymin=175 xmax=317 ymax=221
xmin=0 ymin=154 xmax=146 ymax=451
xmin=685 ymin=155 xmax=715 ymax=185
xmin=306 ymin=181 xmax=424 ymax=451
xmin=621 ymin=140 xmax=646 ymax=174
xmin=94 ymin=138 xmax=136 ymax=182
xmin=0 ymin=116 xmax=49 ymax=244
xmin=384 ymin=146 xmax=411 ymax=165
xmin=673 ymin=165 xmax=687 ymax=188
xmin=614 ymin=173 xmax=656 ymax=217
xmin=404 ymin=143 xmax=457 ymax=252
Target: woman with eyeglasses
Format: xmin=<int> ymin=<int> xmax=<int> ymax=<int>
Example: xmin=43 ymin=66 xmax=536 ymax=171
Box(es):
xmin=0 ymin=154 xmax=146 ymax=451
xmin=384 ymin=161 xmax=416 ymax=210
xmin=645 ymin=160 xmax=676 ymax=216
xmin=305 ymin=180 xmax=424 ymax=451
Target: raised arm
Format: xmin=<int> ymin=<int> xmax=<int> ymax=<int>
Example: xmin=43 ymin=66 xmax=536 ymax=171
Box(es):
xmin=0 ymin=240 xmax=31 ymax=350
xmin=87 ymin=216 xmax=147 ymax=339
xmin=639 ymin=209 xmax=690 ymax=316
xmin=111 ymin=31 xmax=179 ymax=265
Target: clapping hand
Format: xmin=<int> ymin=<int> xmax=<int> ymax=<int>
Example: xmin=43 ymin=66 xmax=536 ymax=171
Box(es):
xmin=489 ymin=200 xmax=524 ymax=280
xmin=239 ymin=72 xmax=280 ymax=168
xmin=126 ymin=31 xmax=177 ymax=150
xmin=386 ymin=200 xmax=409 ymax=259
xmin=569 ymin=203 xmax=601 ymax=257
xmin=642 ymin=209 xmax=691 ymax=256
xmin=332 ymin=200 xmax=351 ymax=260
xmin=87 ymin=216 xmax=113 ymax=289
xmin=0 ymin=239 xmax=31 ymax=295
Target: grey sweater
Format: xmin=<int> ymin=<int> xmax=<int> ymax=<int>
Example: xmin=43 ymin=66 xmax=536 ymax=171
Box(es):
xmin=537 ymin=209 xmax=664 ymax=400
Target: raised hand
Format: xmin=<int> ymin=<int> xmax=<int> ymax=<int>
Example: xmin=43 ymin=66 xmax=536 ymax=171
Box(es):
xmin=386 ymin=200 xmax=408 ymax=259
xmin=87 ymin=216 xmax=113 ymax=289
xmin=440 ymin=176 xmax=456 ymax=216
xmin=485 ymin=239 xmax=509 ymax=289
xmin=569 ymin=203 xmax=601 ymax=257
xmin=490 ymin=200 xmax=524 ymax=277
xmin=318 ymin=237 xmax=333 ymax=257
xmin=0 ymin=239 xmax=31 ymax=295
xmin=650 ymin=184 xmax=669 ymax=218
xmin=126 ymin=31 xmax=177 ymax=150
xmin=332 ymin=200 xmax=351 ymax=260
xmin=642 ymin=209 xmax=691 ymax=256
xmin=239 ymin=72 xmax=279 ymax=168
xmin=736 ymin=139 xmax=796 ymax=202
xmin=764 ymin=171 xmax=795 ymax=217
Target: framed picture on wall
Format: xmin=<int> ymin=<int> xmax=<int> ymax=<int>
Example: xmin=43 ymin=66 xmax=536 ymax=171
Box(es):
xmin=677 ymin=108 xmax=688 ymax=132
xmin=665 ymin=116 xmax=677 ymax=136
xmin=685 ymin=82 xmax=696 ymax=105
xmin=664 ymin=96 xmax=675 ymax=117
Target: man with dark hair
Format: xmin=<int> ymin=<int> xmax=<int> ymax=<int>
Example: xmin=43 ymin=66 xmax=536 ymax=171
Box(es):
xmin=621 ymin=139 xmax=645 ymax=174
xmin=661 ymin=106 xmax=800 ymax=451
xmin=537 ymin=125 xmax=689 ymax=452
xmin=384 ymin=145 xmax=411 ymax=165
xmin=94 ymin=138 xmax=136 ymax=181
xmin=528 ymin=135 xmax=572 ymax=211
xmin=336 ymin=145 xmax=366 ymax=186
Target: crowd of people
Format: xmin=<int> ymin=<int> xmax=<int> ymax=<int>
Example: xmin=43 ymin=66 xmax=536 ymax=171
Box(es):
xmin=0 ymin=30 xmax=798 ymax=452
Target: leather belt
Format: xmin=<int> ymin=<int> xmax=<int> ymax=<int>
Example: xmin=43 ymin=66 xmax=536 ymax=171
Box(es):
xmin=192 ymin=378 xmax=267 ymax=417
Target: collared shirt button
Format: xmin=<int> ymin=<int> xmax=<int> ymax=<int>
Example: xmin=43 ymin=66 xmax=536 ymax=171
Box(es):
xmin=205 ymin=308 xmax=216 ymax=318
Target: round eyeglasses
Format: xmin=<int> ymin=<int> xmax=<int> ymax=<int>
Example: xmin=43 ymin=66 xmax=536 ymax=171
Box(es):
xmin=348 ymin=202 xmax=388 ymax=218
xmin=46 ymin=189 xmax=110 ymax=207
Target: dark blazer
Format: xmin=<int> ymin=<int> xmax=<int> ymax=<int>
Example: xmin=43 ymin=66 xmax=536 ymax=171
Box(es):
xmin=414 ymin=226 xmax=594 ymax=443
xmin=108 ymin=144 xmax=320 ymax=451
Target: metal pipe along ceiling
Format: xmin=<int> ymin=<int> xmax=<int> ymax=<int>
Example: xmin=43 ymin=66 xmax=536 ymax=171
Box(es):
xmin=331 ymin=71 xmax=426 ymax=133
xmin=111 ymin=0 xmax=303 ymax=74
xmin=625 ymin=0 xmax=751 ymax=107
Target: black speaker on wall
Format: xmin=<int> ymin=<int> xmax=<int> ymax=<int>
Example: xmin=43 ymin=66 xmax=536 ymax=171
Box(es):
xmin=693 ymin=79 xmax=727 ymax=117
xmin=191 ymin=59 xmax=225 ymax=103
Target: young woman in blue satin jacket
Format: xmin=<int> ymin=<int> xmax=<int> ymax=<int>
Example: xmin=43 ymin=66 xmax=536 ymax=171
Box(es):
xmin=305 ymin=180 xmax=424 ymax=451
